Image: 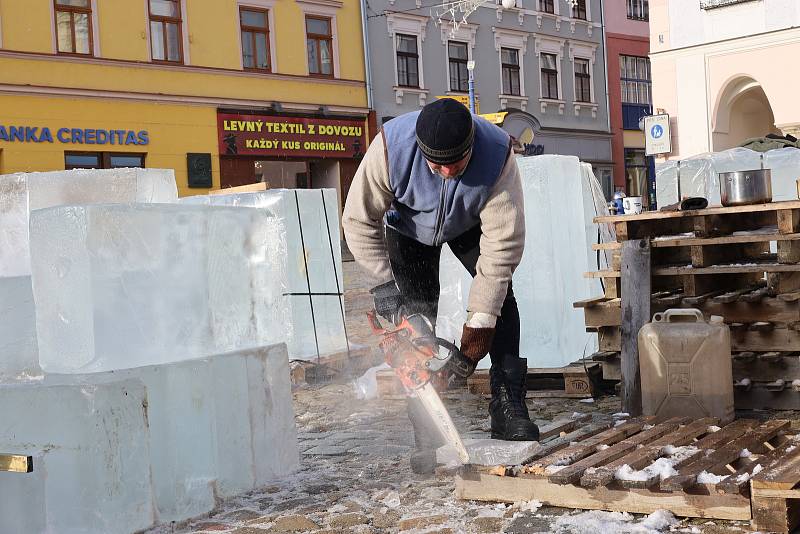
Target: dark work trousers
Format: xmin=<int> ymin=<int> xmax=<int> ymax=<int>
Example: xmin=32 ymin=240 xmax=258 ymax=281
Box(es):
xmin=385 ymin=224 xmax=520 ymax=367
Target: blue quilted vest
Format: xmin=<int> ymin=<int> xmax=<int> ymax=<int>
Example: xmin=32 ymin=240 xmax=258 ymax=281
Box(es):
xmin=382 ymin=111 xmax=511 ymax=246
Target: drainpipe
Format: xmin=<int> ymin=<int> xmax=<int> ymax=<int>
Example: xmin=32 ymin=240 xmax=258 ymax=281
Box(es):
xmin=599 ymin=0 xmax=611 ymax=135
xmin=360 ymin=0 xmax=374 ymax=111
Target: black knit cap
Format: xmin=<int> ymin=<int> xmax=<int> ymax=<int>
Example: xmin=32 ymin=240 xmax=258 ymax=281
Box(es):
xmin=415 ymin=99 xmax=475 ymax=165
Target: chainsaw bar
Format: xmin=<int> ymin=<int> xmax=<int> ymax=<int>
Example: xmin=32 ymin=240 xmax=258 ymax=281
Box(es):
xmin=415 ymin=382 xmax=470 ymax=464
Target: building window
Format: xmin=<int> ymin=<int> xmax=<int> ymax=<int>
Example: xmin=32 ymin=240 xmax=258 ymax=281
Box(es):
xmin=539 ymin=0 xmax=555 ymax=13
xmin=448 ymin=41 xmax=469 ymax=93
xmin=620 ymin=55 xmax=651 ymax=105
xmin=306 ymin=16 xmax=334 ymax=77
xmin=396 ymin=34 xmax=419 ymax=88
xmin=240 ymin=7 xmax=271 ymax=71
xmin=54 ymin=0 xmax=93 ymax=55
xmin=148 ymin=0 xmax=183 ymax=63
xmin=627 ymin=0 xmax=649 ymax=20
xmin=573 ymin=0 xmax=587 ymax=20
xmin=574 ymin=58 xmax=591 ymax=103
xmin=625 ymin=148 xmax=649 ymax=197
xmin=540 ymin=52 xmax=558 ymax=99
xmin=65 ymin=152 xmax=146 ymax=170
xmin=501 ymin=48 xmax=521 ymax=96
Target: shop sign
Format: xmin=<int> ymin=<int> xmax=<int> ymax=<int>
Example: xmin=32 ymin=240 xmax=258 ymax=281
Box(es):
xmin=0 ymin=125 xmax=149 ymax=145
xmin=436 ymin=95 xmax=480 ymax=114
xmin=218 ymin=113 xmax=367 ymax=159
xmin=480 ymin=112 xmax=507 ymax=125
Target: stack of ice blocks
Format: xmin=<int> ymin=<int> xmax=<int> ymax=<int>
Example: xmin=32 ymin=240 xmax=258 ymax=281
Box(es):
xmin=0 ymin=168 xmax=177 ymax=380
xmin=181 ymin=188 xmax=348 ymax=360
xmin=0 ymin=169 xmax=299 ymax=532
xmin=436 ymin=156 xmax=609 ymax=369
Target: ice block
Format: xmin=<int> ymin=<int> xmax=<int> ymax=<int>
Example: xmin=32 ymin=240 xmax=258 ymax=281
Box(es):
xmin=656 ymin=146 xmax=800 ymax=207
xmin=0 ymin=378 xmax=154 ymax=534
xmin=29 ymin=203 xmax=287 ymax=373
xmin=68 ymin=343 xmax=298 ymax=523
xmin=181 ymin=189 xmax=348 ymax=360
xmin=0 ymin=168 xmax=177 ymax=277
xmin=0 ymin=276 xmax=42 ymax=380
xmin=436 ymin=156 xmax=606 ymax=368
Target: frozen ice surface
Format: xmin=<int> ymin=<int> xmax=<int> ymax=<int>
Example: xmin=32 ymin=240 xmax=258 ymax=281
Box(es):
xmin=0 ymin=378 xmax=154 ymax=534
xmin=0 ymin=168 xmax=177 ymax=277
xmin=551 ymin=509 xmax=677 ymax=533
xmin=0 ymin=276 xmax=42 ymax=380
xmin=181 ymin=189 xmax=348 ymax=360
xmin=697 ymin=471 xmax=728 ymax=484
xmin=655 ymin=147 xmax=800 ymax=207
xmin=29 ymin=203 xmax=287 ymax=373
xmin=51 ymin=344 xmax=297 ymax=524
xmin=437 ymin=156 xmax=607 ymax=368
xmin=438 ymin=438 xmax=540 ymax=466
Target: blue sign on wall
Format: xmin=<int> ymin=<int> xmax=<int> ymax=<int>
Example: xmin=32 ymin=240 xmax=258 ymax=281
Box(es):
xmin=0 ymin=125 xmax=149 ymax=145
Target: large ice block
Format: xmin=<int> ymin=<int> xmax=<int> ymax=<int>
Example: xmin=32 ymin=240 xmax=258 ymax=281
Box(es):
xmin=66 ymin=344 xmax=298 ymax=523
xmin=437 ymin=156 xmax=608 ymax=368
xmin=181 ymin=189 xmax=348 ymax=360
xmin=0 ymin=378 xmax=154 ymax=534
xmin=0 ymin=276 xmax=42 ymax=380
xmin=0 ymin=168 xmax=177 ymax=277
xmin=655 ymin=147 xmax=800 ymax=207
xmin=29 ymin=203 xmax=287 ymax=373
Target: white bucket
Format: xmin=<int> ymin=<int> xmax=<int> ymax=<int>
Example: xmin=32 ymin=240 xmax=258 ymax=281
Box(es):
xmin=622 ymin=196 xmax=643 ymax=214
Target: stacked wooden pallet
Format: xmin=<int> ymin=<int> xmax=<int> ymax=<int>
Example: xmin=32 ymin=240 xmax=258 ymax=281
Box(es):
xmin=456 ymin=416 xmax=800 ymax=533
xmin=375 ymin=363 xmax=601 ymax=399
xmin=579 ymin=201 xmax=800 ymax=409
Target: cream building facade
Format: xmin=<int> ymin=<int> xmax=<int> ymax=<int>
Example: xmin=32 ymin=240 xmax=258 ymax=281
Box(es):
xmin=649 ymin=0 xmax=800 ymax=159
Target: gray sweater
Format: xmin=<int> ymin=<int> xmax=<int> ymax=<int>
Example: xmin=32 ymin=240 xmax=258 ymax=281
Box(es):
xmin=342 ymin=132 xmax=526 ymax=317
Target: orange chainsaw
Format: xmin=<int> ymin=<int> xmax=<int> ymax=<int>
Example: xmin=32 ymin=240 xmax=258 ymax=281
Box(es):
xmin=367 ymin=310 xmax=471 ymax=463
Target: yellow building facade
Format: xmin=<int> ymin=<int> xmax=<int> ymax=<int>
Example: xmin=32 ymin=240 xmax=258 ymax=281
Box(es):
xmin=0 ymin=0 xmax=370 ymax=198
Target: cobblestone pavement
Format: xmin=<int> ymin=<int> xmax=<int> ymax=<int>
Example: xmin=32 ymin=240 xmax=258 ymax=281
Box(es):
xmin=145 ymin=260 xmax=781 ymax=534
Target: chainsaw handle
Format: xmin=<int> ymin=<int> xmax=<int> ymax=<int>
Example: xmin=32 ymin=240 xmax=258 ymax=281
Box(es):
xmin=366 ymin=310 xmax=388 ymax=334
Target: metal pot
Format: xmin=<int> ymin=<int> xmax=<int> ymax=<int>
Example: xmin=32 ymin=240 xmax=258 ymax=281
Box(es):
xmin=718 ymin=169 xmax=772 ymax=206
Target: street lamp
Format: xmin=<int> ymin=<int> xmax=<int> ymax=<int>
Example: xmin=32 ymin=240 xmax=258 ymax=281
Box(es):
xmin=467 ymin=60 xmax=476 ymax=114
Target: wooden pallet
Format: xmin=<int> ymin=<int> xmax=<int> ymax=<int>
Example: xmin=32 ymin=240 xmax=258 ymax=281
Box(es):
xmin=456 ymin=417 xmax=800 ymax=531
xmin=466 ymin=363 xmax=600 ymax=399
xmin=588 ymin=202 xmax=800 ymax=294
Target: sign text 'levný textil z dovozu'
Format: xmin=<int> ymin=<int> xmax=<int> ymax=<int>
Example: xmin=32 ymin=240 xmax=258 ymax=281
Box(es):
xmin=218 ymin=113 xmax=366 ymax=159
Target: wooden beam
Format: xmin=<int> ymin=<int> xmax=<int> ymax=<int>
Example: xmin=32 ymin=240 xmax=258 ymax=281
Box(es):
xmin=751 ymin=495 xmax=800 ymax=534
xmin=621 ymin=240 xmax=650 ymax=417
xmin=549 ymin=418 xmax=686 ymax=485
xmin=595 ymin=201 xmax=800 ymax=224
xmin=209 ymin=182 xmax=268 ymax=195
xmin=751 ymin=445 xmax=800 ymax=490
xmin=0 ymin=454 xmax=33 ymax=473
xmin=455 ymin=472 xmax=751 ymax=521
xmin=581 ymin=418 xmax=718 ymax=489
xmin=659 ymin=420 xmax=789 ymax=491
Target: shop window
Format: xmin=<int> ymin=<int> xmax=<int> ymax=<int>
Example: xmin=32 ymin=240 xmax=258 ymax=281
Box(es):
xmin=240 ymin=7 xmax=271 ymax=72
xmin=448 ymin=41 xmax=469 ymax=93
xmin=627 ymin=0 xmax=649 ymax=21
xmin=65 ymin=152 xmax=145 ymax=170
xmin=574 ymin=58 xmax=591 ymax=103
xmin=572 ymin=0 xmax=587 ymax=20
xmin=540 ymin=53 xmax=558 ymax=100
xmin=54 ymin=0 xmax=93 ymax=56
xmin=306 ymin=16 xmax=334 ymax=77
xmin=625 ymin=148 xmax=649 ymax=197
xmin=149 ymin=0 xmax=183 ymax=63
xmin=620 ymin=54 xmax=652 ymax=105
xmin=539 ymin=0 xmax=554 ymax=13
xmin=501 ymin=48 xmax=521 ymax=96
xmin=396 ymin=34 xmax=419 ymax=88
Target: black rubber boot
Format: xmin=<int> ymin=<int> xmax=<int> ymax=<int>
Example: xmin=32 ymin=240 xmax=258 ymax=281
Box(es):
xmin=407 ymin=396 xmax=448 ymax=474
xmin=489 ymin=357 xmax=540 ymax=441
